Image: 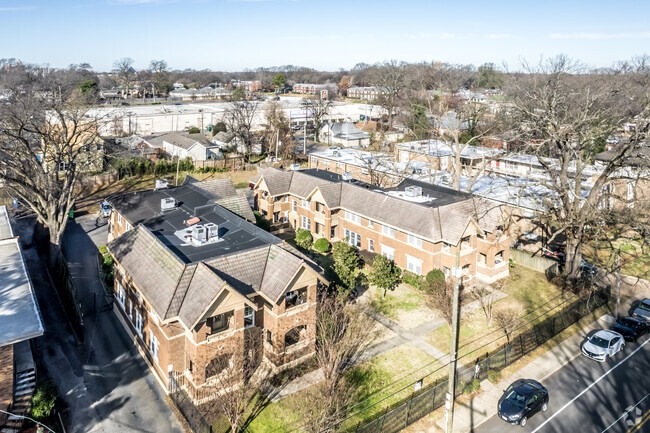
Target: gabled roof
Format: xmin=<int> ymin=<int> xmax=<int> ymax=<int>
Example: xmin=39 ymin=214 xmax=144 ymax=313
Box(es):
xmin=329 ymin=122 xmax=369 ymax=140
xmin=253 ymin=168 xmax=506 ymax=245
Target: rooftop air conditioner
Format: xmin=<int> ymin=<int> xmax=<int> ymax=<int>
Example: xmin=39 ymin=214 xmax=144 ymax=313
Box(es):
xmin=204 ymin=223 xmax=219 ymax=240
xmin=341 ymin=172 xmax=353 ymax=181
xmin=290 ymin=163 xmax=301 ymax=171
xmin=161 ymin=197 xmax=176 ymax=211
xmin=155 ymin=179 xmax=168 ymax=190
xmin=192 ymin=225 xmax=207 ymax=243
xmin=405 ymin=185 xmax=422 ymax=197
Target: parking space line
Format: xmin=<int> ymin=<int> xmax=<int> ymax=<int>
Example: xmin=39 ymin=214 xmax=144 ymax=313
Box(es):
xmin=530 ymin=338 xmax=650 ymax=433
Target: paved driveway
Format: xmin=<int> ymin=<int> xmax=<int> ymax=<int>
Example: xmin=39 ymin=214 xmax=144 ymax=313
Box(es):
xmin=15 ymin=212 xmax=185 ymax=433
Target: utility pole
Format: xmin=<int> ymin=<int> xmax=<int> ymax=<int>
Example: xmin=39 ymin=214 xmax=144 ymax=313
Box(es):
xmin=303 ymin=115 xmax=307 ymax=155
xmin=445 ymin=250 xmax=461 ymax=433
xmin=275 ymin=128 xmax=280 ymax=160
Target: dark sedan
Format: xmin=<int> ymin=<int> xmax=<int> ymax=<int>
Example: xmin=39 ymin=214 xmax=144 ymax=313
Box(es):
xmin=611 ymin=316 xmax=649 ymax=341
xmin=497 ymin=379 xmax=549 ymax=427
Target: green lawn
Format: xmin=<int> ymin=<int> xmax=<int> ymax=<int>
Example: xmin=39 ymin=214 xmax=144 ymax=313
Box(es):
xmin=584 ymin=239 xmax=650 ymax=279
xmin=426 ymin=266 xmax=565 ymax=362
xmin=369 ymin=287 xmax=422 ymax=320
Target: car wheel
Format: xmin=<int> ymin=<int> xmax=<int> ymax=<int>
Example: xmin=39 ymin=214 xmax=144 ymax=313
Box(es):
xmin=520 ymin=416 xmax=527 ymax=427
xmin=542 ymin=402 xmax=548 ymax=412
xmin=605 ymin=354 xmax=610 ymax=362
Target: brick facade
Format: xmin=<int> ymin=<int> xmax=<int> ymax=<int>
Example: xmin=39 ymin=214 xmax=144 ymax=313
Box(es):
xmin=0 ymin=344 xmax=14 ymax=426
xmin=254 ymin=176 xmax=510 ymax=285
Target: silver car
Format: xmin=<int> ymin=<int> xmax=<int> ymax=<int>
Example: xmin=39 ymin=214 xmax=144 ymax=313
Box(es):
xmin=581 ymin=330 xmax=625 ymax=362
xmin=632 ymin=299 xmax=650 ymax=322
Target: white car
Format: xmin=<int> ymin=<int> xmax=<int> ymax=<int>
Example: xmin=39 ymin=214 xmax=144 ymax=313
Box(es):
xmin=581 ymin=330 xmax=625 ymax=362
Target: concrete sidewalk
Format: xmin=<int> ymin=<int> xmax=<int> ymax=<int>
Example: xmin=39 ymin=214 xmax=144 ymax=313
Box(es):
xmin=437 ymin=313 xmax=616 ymax=433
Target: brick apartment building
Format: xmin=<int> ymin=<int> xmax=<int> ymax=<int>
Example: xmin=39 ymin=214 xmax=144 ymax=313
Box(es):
xmin=292 ymin=83 xmax=337 ymax=95
xmin=251 ymin=168 xmax=511 ymax=284
xmin=347 ymin=86 xmax=386 ymax=100
xmin=106 ymin=178 xmax=326 ymax=398
xmin=0 ymin=206 xmax=44 ymax=429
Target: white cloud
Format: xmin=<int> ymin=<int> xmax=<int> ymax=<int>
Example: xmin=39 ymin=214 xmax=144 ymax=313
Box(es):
xmin=549 ymin=32 xmax=650 ymax=40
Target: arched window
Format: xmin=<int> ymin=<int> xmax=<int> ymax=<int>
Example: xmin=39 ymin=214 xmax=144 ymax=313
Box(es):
xmin=284 ymin=325 xmax=308 ymax=348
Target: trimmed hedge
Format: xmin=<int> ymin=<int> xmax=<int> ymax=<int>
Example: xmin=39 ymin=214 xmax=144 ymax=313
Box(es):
xmin=253 ymin=211 xmax=271 ymax=231
xmin=295 ymin=229 xmax=313 ymax=250
xmin=314 ymin=237 xmax=331 ymax=253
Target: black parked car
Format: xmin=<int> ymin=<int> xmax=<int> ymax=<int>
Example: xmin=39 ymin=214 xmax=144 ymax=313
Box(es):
xmin=611 ymin=316 xmax=649 ymax=342
xmin=497 ymin=379 xmax=549 ymax=427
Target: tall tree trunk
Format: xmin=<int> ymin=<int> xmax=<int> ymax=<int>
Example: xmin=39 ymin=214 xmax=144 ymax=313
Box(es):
xmin=564 ymin=228 xmax=583 ymax=280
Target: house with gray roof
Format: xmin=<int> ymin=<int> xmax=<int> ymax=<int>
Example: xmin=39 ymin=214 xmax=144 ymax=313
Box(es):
xmin=105 ymin=178 xmax=325 ymax=396
xmin=155 ymin=132 xmax=222 ymax=162
xmin=0 ymin=206 xmax=44 ymax=429
xmin=321 ymin=122 xmax=370 ymax=148
xmin=252 ymin=168 xmax=511 ymax=284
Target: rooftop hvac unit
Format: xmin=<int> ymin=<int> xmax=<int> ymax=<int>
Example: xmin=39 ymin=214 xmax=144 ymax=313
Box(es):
xmin=341 ymin=172 xmax=354 ymax=181
xmin=161 ymin=197 xmax=176 ymax=211
xmin=405 ymin=185 xmax=422 ymax=197
xmin=333 ymin=151 xmax=341 ymax=157
xmin=192 ymin=225 xmax=207 ymax=243
xmin=155 ymin=179 xmax=168 ymax=190
xmin=204 ymin=222 xmax=219 ymax=240
xmin=290 ymin=163 xmax=301 ymax=171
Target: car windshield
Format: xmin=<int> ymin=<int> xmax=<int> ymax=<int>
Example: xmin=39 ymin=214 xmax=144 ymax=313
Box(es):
xmin=638 ymin=303 xmax=650 ymax=312
xmin=589 ymin=335 xmax=610 ymax=348
xmin=620 ymin=319 xmax=636 ymax=328
xmin=505 ymin=390 xmax=527 ymax=408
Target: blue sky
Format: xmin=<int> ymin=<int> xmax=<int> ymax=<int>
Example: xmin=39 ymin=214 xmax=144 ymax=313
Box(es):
xmin=1 ymin=0 xmax=649 ymax=72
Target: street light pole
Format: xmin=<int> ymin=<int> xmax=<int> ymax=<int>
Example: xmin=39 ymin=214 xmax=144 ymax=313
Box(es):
xmin=446 ymin=251 xmax=461 ymax=433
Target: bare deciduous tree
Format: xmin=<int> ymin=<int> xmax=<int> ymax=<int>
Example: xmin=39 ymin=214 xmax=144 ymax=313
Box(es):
xmin=0 ymin=70 xmax=102 ymax=263
xmin=471 ymin=285 xmax=499 ymax=327
xmin=507 ymin=55 xmax=650 ymax=279
xmin=494 ymin=307 xmax=522 ymax=344
xmin=421 ymin=277 xmax=459 ymax=328
xmin=223 ymin=101 xmax=258 ymax=160
xmin=202 ymin=332 xmax=275 ymax=433
xmin=372 ymin=60 xmax=406 ymax=131
xmin=112 ymin=57 xmax=136 ymax=98
xmin=301 ymin=96 xmax=333 ymax=143
xmin=304 ymin=297 xmax=374 ymax=431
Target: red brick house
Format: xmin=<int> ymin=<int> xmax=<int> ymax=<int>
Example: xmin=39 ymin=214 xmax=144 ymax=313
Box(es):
xmin=251 ymin=168 xmax=511 ymax=285
xmin=106 ymin=178 xmax=325 ymax=398
xmin=0 ymin=206 xmax=44 ymax=429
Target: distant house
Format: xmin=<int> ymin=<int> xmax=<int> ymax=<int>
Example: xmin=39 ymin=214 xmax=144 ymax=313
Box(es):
xmin=347 ymin=86 xmax=386 ymax=100
xmin=0 ymin=206 xmax=44 ymax=430
xmin=169 ymin=87 xmax=231 ymax=101
xmin=321 ymin=122 xmax=370 ymax=148
xmin=147 ymin=132 xmax=222 ymax=161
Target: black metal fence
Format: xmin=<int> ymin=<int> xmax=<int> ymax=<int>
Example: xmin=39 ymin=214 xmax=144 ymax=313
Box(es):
xmin=330 ymin=287 xmax=611 ymax=433
xmin=169 ymin=373 xmax=215 ymax=433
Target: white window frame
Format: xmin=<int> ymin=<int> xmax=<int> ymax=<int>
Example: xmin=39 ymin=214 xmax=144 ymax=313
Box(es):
xmin=406 ymin=254 xmax=423 ymax=275
xmin=244 ymin=305 xmax=255 ymax=328
xmin=292 ymin=200 xmax=297 ymax=212
xmin=344 ymin=229 xmax=361 ymax=247
xmin=149 ymin=333 xmax=159 ymax=362
xmin=117 ymin=281 xmax=125 ymax=307
xmin=125 ymin=222 xmax=132 ymax=231
xmin=135 ymin=310 xmax=143 ymax=336
xmin=368 ymin=239 xmax=374 ymax=252
xmin=382 ymin=225 xmax=395 ymax=238
xmin=381 ymin=244 xmax=395 ymax=261
xmin=301 ymin=216 xmax=311 ymax=230
xmin=117 ymin=213 xmax=123 ymax=224
xmin=407 ymin=234 xmax=422 ymax=248
xmin=345 ymin=211 xmax=361 ymax=224
xmin=301 ymin=199 xmax=310 ymax=209
xmin=368 ymin=220 xmax=374 ymax=228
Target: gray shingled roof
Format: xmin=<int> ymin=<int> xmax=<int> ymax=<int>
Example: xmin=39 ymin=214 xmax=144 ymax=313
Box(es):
xmin=254 ymin=169 xmax=506 ymax=245
xmin=260 ymin=244 xmax=305 ymax=301
xmin=177 ymin=262 xmax=227 ymax=327
xmin=108 ymin=226 xmax=186 ymax=316
xmin=184 ymin=177 xmax=255 ymax=222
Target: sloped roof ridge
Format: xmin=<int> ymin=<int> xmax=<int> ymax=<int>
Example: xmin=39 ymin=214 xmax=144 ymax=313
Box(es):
xmin=164 ymin=262 xmax=197 ymax=319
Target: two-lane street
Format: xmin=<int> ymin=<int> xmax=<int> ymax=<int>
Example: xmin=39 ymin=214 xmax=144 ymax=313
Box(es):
xmin=477 ymin=334 xmax=650 ymax=433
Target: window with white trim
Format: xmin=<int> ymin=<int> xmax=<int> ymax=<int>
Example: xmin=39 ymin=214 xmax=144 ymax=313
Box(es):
xmin=135 ymin=311 xmax=143 ymax=336
xmin=336 ymin=163 xmax=343 ymax=168
xmin=128 ymin=300 xmax=132 ymax=319
xmin=301 ymin=199 xmax=310 ymax=209
xmin=292 ymin=200 xmax=297 ymax=212
xmin=443 ymin=266 xmax=450 ymax=278
xmin=117 ymin=281 xmax=125 ymax=307
xmin=407 ymin=234 xmax=422 ymax=248
xmin=368 ymin=220 xmax=374 ymax=228
xmin=345 ymin=211 xmax=361 ymax=224
xmin=244 ymin=305 xmax=255 ymax=328
xmin=117 ymin=213 xmax=123 ymax=224
xmin=368 ymin=239 xmax=374 ymax=252
xmin=344 ymin=229 xmax=361 ymax=247
xmin=125 ymin=222 xmax=132 ymax=231
xmin=311 ymin=156 xmax=317 ymax=163
xmin=149 ymin=333 xmax=159 ymax=362
xmin=382 ymin=225 xmax=395 ymax=238
xmin=301 ymin=216 xmax=311 ymax=230
xmin=381 ymin=245 xmax=394 ymax=261
xmin=406 ymin=255 xmax=423 ymax=275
